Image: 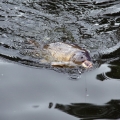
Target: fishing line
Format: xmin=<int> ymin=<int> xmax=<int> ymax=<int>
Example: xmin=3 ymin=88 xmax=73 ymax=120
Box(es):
xmin=78 ymin=67 xmax=89 ymax=103
xmin=85 ymin=69 xmax=89 ymax=103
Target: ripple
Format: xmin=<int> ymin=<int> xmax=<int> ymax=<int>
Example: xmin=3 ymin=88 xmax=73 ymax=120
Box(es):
xmin=96 ymin=72 xmax=110 ymax=81
xmin=68 ymin=73 xmax=81 ymax=80
xmin=0 ymin=0 xmax=120 ymax=78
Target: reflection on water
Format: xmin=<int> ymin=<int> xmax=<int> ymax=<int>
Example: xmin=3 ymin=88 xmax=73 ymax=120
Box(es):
xmin=0 ymin=0 xmax=120 ymax=120
xmin=97 ymin=58 xmax=120 ymax=80
xmin=54 ymin=99 xmax=120 ymax=119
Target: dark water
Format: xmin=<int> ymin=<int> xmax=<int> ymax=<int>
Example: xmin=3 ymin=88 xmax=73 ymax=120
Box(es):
xmin=0 ymin=0 xmax=120 ymax=119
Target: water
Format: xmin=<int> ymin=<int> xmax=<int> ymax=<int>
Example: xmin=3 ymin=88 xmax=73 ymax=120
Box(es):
xmin=0 ymin=0 xmax=120 ymax=119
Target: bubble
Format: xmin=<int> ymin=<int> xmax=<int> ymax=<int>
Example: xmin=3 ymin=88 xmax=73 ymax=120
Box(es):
xmin=68 ymin=73 xmax=81 ymax=80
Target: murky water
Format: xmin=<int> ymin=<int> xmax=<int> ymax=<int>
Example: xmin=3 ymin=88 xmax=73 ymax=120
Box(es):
xmin=0 ymin=0 xmax=120 ymax=119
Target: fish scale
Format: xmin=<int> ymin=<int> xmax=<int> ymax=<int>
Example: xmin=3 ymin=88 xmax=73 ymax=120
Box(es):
xmin=47 ymin=42 xmax=83 ymax=62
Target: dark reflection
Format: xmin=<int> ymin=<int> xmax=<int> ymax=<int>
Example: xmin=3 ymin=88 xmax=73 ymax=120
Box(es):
xmin=49 ymin=102 xmax=53 ymax=109
xmin=35 ymin=1 xmax=62 ymax=14
xmin=32 ymin=0 xmax=93 ymax=14
xmin=97 ymin=58 xmax=120 ymax=80
xmin=54 ymin=99 xmax=120 ymax=119
xmin=101 ymin=45 xmax=120 ymax=59
xmin=95 ymin=26 xmax=120 ymax=80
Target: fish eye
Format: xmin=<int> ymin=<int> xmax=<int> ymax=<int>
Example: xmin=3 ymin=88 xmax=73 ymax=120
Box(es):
xmin=71 ymin=51 xmax=87 ymax=63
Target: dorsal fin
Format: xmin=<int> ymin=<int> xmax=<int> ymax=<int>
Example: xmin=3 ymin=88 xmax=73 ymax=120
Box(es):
xmin=70 ymin=43 xmax=83 ymax=50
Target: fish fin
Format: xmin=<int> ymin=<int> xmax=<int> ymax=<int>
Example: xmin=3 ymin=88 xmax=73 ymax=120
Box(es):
xmin=51 ymin=61 xmax=77 ymax=67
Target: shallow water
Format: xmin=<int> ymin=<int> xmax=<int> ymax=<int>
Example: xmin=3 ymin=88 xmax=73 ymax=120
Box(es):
xmin=0 ymin=0 xmax=120 ymax=119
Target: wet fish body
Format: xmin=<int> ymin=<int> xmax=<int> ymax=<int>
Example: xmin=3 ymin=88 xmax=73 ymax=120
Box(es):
xmin=43 ymin=42 xmax=92 ymax=68
xmin=45 ymin=42 xmax=84 ymax=62
xmin=26 ymin=40 xmax=92 ymax=68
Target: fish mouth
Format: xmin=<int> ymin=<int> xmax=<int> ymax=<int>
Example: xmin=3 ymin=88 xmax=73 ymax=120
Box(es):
xmin=81 ymin=60 xmax=93 ymax=68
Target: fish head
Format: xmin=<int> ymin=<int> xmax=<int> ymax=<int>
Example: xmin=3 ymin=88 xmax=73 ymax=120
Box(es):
xmin=71 ymin=51 xmax=87 ymax=63
xmin=71 ymin=51 xmax=92 ymax=68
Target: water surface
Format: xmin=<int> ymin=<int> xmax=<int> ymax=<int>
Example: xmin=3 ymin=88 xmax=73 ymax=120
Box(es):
xmin=0 ymin=0 xmax=120 ymax=119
